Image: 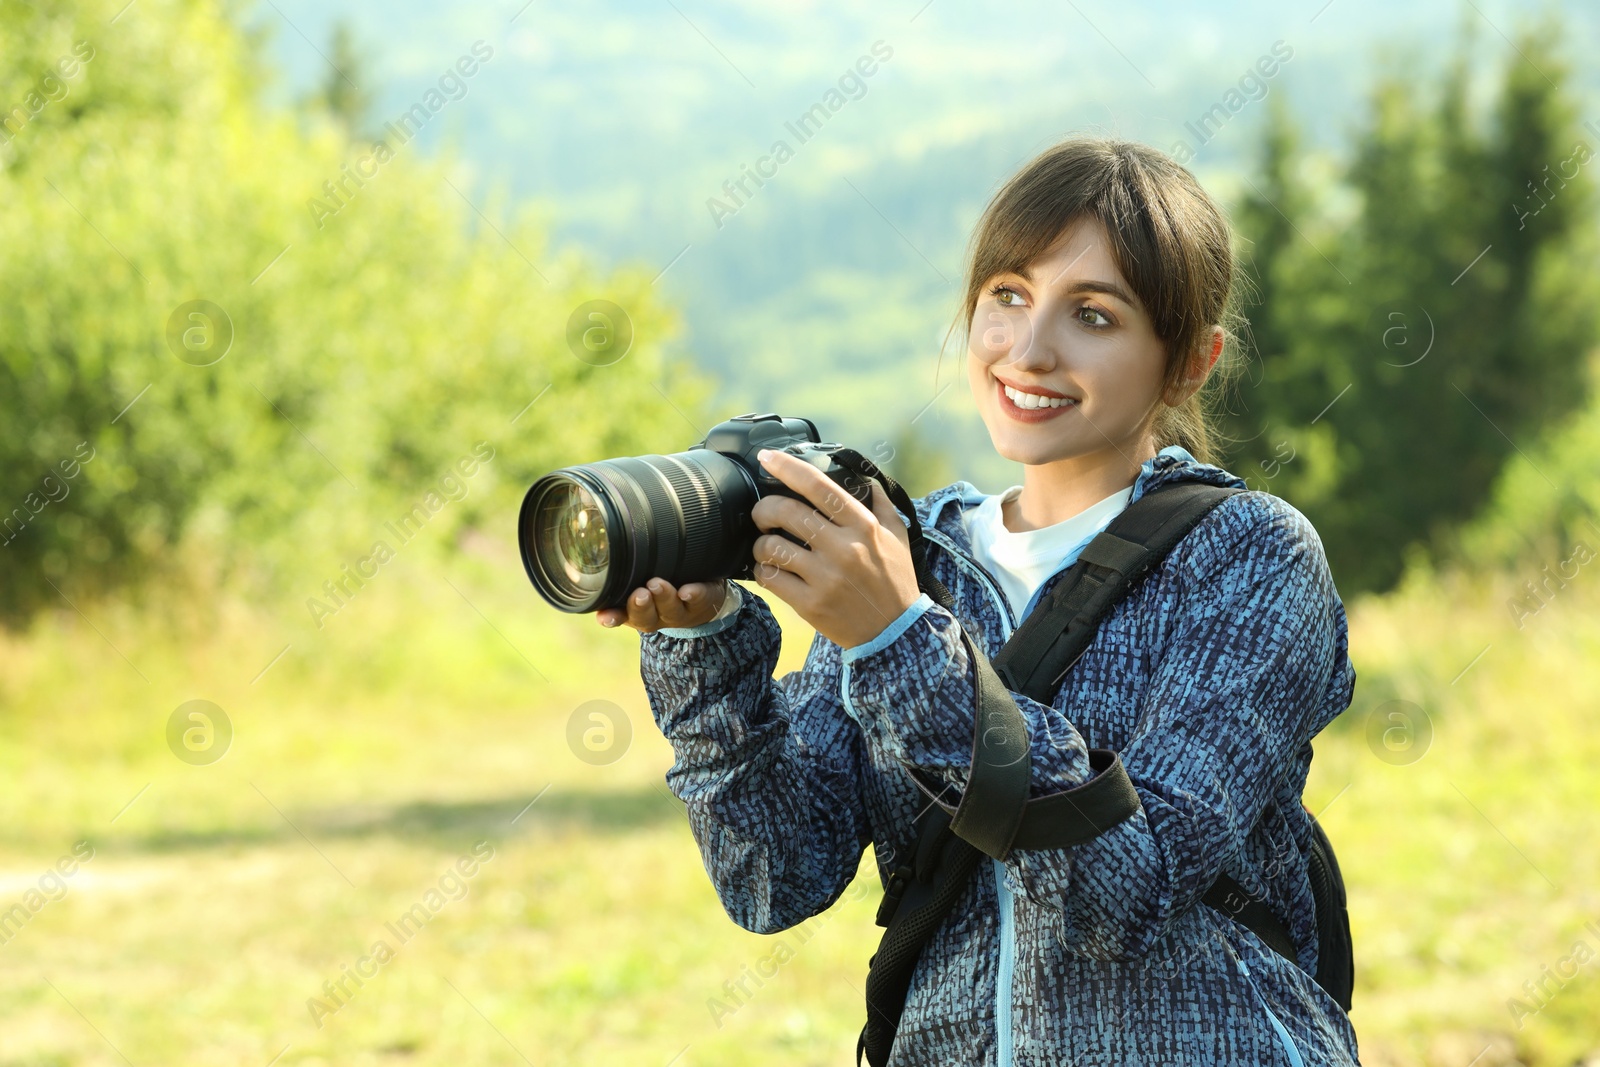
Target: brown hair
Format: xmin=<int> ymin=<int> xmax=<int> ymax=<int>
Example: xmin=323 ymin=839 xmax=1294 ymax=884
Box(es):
xmin=942 ymin=136 xmax=1246 ymax=464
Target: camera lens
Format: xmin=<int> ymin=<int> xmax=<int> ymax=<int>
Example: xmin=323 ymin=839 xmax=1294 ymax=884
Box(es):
xmin=518 ymin=452 xmax=761 ymax=613
xmin=533 ymin=480 xmax=610 ymax=602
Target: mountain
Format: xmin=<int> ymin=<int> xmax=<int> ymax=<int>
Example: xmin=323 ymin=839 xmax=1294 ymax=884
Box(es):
xmin=252 ymin=0 xmax=1600 ymax=490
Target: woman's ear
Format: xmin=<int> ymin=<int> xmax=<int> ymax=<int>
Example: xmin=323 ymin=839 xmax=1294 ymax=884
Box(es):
xmin=1164 ymin=327 xmax=1223 ymax=406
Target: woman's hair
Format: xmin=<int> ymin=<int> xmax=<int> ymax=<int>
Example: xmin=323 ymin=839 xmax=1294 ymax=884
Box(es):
xmin=945 ymin=136 xmax=1247 ymax=464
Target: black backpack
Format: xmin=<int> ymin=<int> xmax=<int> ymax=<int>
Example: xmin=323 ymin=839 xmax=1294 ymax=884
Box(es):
xmin=828 ymin=455 xmax=1355 ymax=1067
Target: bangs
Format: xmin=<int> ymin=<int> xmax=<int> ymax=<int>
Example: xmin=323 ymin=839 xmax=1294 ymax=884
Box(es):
xmin=956 ymin=139 xmax=1231 ymax=368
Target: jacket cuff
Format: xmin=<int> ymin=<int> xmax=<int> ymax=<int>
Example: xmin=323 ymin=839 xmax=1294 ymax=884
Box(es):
xmin=841 ymin=593 xmax=936 ymax=665
xmin=639 ymin=584 xmax=780 ymax=719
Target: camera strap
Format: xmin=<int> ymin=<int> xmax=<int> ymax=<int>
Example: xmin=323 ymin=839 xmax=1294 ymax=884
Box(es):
xmin=830 ymin=448 xmax=1037 ymax=859
xmin=828 ymin=448 xmax=957 ymax=613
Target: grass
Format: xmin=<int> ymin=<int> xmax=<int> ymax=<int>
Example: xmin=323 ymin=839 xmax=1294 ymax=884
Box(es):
xmin=1 ymin=530 xmax=1598 ymax=1065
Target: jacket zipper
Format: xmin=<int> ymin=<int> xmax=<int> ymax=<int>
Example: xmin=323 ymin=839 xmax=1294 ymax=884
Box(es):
xmin=921 ymin=527 xmax=1018 ymax=637
xmin=921 ymin=526 xmax=1019 ymax=1067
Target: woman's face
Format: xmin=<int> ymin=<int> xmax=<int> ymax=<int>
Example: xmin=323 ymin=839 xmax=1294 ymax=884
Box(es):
xmin=966 ymin=215 xmax=1173 ymax=468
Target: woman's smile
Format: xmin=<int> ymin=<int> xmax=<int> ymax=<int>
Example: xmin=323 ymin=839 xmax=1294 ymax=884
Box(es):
xmin=994 ymin=376 xmax=1080 ymax=422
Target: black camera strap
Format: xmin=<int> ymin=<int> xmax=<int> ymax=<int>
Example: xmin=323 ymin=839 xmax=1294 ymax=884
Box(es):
xmin=828 ymin=448 xmax=957 ymax=613
xmin=830 ymin=450 xmax=1035 ymax=859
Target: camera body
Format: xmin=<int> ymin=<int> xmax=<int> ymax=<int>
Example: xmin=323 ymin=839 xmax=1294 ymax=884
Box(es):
xmin=517 ymin=412 xmax=876 ymax=613
xmin=696 ymin=413 xmax=876 ymax=564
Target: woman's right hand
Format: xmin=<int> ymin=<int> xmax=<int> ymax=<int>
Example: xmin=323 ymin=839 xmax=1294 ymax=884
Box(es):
xmin=597 ymin=578 xmax=729 ymax=633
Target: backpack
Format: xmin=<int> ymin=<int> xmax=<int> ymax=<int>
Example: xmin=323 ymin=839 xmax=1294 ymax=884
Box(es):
xmin=827 ymin=454 xmax=1355 ymax=1067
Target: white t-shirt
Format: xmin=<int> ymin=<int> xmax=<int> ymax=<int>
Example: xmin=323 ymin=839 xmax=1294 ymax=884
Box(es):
xmin=963 ymin=483 xmax=1134 ymax=623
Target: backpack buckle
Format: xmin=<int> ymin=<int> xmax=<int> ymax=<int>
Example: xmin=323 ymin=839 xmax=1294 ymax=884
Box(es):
xmin=875 ymin=864 xmax=914 ymax=927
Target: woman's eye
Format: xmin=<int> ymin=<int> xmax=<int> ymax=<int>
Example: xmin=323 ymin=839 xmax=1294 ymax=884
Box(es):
xmin=990 ymin=285 xmax=1024 ymax=307
xmin=1077 ymin=305 xmax=1112 ymax=328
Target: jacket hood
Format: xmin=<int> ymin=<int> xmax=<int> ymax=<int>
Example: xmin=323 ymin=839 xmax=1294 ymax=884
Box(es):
xmin=911 ymin=444 xmax=1249 ymax=560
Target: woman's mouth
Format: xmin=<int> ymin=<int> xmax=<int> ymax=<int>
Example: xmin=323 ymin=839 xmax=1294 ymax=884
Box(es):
xmin=996 ymin=378 xmax=1079 ymax=423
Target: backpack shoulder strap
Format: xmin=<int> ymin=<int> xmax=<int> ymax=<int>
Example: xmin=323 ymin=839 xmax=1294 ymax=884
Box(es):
xmin=993 ymin=481 xmax=1245 ymax=705
xmin=960 ymin=481 xmax=1243 ymax=855
xmin=855 ymin=479 xmax=1246 ymax=1065
xmin=934 ymin=481 xmax=1245 ymax=860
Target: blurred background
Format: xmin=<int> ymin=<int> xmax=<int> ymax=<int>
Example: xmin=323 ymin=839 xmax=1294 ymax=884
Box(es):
xmin=2 ymin=0 xmax=1599 ymax=1063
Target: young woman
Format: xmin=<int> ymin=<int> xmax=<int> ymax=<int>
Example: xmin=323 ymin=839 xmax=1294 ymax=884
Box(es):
xmin=597 ymin=137 xmax=1360 ymax=1065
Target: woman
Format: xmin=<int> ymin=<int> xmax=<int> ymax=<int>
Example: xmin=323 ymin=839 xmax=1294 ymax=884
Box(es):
xmin=597 ymin=137 xmax=1360 ymax=1065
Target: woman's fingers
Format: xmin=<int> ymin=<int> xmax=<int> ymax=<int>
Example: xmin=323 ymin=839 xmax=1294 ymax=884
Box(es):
xmin=676 ymin=581 xmax=726 ymax=617
xmin=751 ymin=556 xmax=808 ymax=609
xmin=751 ymin=493 xmax=836 ymax=551
xmin=752 ymin=530 xmax=813 ymax=581
xmin=625 ymin=584 xmax=661 ymax=630
xmin=596 ymin=578 xmax=729 ymax=632
xmin=757 ymin=449 xmax=875 ymax=531
xmin=645 ymin=578 xmax=683 ymax=623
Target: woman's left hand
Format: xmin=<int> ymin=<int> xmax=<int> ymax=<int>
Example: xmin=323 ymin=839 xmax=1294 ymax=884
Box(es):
xmin=748 ymin=448 xmax=924 ymax=651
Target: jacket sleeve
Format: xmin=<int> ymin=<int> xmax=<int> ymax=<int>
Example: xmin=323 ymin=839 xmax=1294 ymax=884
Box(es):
xmin=839 ymin=493 xmax=1353 ymax=961
xmin=638 ymin=582 xmax=872 ymax=935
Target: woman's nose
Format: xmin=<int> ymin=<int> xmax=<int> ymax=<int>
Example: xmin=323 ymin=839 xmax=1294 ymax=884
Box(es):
xmin=975 ymin=306 xmax=1037 ymax=367
xmin=1001 ymin=317 xmax=1059 ymax=374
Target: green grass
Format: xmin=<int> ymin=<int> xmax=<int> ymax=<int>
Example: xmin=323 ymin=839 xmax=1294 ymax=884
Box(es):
xmin=1 ymin=537 xmax=1598 ymax=1065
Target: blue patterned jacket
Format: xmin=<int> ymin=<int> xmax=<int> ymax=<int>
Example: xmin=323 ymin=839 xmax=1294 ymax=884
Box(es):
xmin=638 ymin=446 xmax=1361 ymax=1065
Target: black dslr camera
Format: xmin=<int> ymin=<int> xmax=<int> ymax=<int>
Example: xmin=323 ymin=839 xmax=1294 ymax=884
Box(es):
xmin=517 ymin=413 xmax=876 ymax=613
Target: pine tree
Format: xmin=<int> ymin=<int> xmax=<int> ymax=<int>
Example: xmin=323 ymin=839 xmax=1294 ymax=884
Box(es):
xmin=1226 ymin=12 xmax=1598 ymax=595
xmin=313 ymin=21 xmax=373 ymax=138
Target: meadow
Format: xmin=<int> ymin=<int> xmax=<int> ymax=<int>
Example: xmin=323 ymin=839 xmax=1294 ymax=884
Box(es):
xmin=1 ymin=517 xmax=1597 ymax=1067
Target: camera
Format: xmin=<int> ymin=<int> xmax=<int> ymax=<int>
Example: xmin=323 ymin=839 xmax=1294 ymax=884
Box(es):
xmin=517 ymin=413 xmax=876 ymax=613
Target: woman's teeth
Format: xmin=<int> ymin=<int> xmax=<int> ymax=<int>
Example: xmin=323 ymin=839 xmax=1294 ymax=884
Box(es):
xmin=1003 ymin=384 xmax=1077 ymax=409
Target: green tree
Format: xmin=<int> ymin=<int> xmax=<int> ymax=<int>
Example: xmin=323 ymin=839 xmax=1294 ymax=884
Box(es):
xmin=1224 ymin=12 xmax=1598 ymax=595
xmin=883 ymin=420 xmax=957 ymax=500
xmin=0 ymin=0 xmax=711 ymax=625
xmin=307 ymin=20 xmax=373 ymax=138
xmin=1219 ymin=88 xmax=1343 ymax=517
